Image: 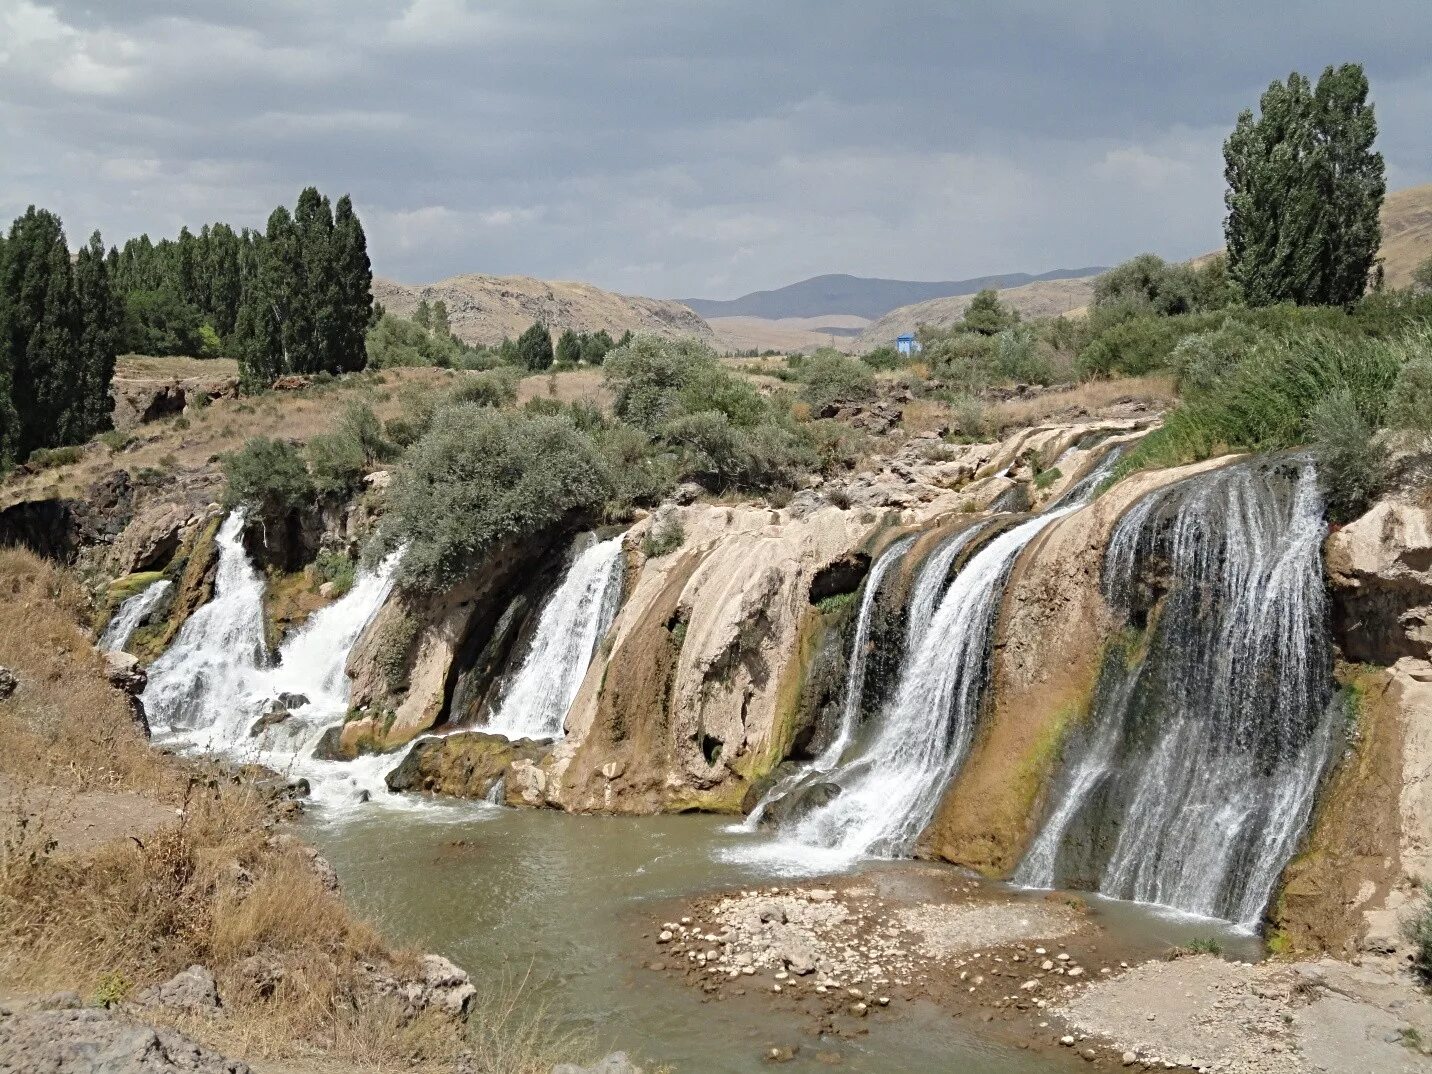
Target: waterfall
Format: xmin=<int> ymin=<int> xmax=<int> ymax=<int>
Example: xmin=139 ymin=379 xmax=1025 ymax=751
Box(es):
xmin=143 ymin=511 xmax=267 ymax=734
xmin=483 ymin=533 xmax=626 ymax=741
xmin=742 ymin=534 xmax=915 ymax=829
xmin=754 ymin=458 xmax=1112 ymax=869
xmin=140 ymin=508 xmax=404 ymax=809
xmin=1013 ymin=459 xmax=1337 ymax=927
xmin=99 ymin=579 xmax=173 ymax=652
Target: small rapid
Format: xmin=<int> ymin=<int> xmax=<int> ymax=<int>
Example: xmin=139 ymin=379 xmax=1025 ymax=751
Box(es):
xmin=99 ymin=578 xmax=173 ymax=652
xmin=483 ymin=533 xmax=625 ymax=741
xmin=1013 ymin=459 xmax=1338 ymax=926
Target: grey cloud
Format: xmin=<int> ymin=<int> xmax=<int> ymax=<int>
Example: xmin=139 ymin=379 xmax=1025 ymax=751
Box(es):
xmin=2 ymin=0 xmax=1429 ymax=298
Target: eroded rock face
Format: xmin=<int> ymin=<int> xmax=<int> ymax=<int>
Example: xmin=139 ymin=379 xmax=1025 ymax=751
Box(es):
xmin=341 ymin=528 xmax=572 ymax=756
xmin=1327 ymin=499 xmax=1432 ymax=664
xmin=385 ymin=731 xmax=553 ymax=803
xmin=921 ymin=457 xmax=1235 ymax=876
xmin=0 ymin=1003 xmax=248 ymax=1074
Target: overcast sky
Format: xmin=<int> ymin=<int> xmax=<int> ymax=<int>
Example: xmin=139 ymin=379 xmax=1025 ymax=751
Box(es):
xmin=2 ymin=2 xmax=1429 ymax=300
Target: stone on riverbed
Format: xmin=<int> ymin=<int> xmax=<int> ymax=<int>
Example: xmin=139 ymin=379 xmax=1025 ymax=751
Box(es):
xmin=385 ymin=731 xmax=553 ymax=801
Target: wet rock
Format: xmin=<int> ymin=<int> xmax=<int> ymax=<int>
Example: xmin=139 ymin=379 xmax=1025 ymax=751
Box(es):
xmin=277 ymin=692 xmax=309 ymax=709
xmin=0 ymin=1004 xmax=248 ymax=1073
xmin=138 ymin=964 xmax=221 ymax=1012
xmin=386 ymin=731 xmax=552 ymax=801
xmin=550 ymin=1052 xmax=644 ymax=1074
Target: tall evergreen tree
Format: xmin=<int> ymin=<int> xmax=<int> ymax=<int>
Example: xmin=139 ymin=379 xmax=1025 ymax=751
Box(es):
xmin=555 ymin=327 xmax=582 ymax=365
xmin=72 ymin=230 xmax=122 ymax=438
xmin=516 ymin=321 xmax=554 ymax=370
xmin=430 ymin=299 xmax=449 ymax=337
xmin=0 ymin=207 xmax=82 ymax=458
xmin=1224 ymin=64 xmax=1385 ymax=307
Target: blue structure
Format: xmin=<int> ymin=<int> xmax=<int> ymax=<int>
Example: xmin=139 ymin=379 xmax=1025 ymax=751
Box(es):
xmin=896 ymin=332 xmax=921 ymax=356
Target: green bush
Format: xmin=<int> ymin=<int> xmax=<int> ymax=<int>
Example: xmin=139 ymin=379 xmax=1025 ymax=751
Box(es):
xmin=1403 ymin=892 xmax=1432 ymax=987
xmin=384 ymin=405 xmax=612 ymax=589
xmin=447 ymin=367 xmax=519 ymax=408
xmin=222 ymin=437 xmax=314 ymax=514
xmin=307 ymin=405 xmax=394 ymax=497
xmin=795 ymin=350 xmax=876 ymax=412
xmin=1169 ymin=318 xmax=1265 ymax=394
xmin=365 ymin=311 xmax=466 ymax=368
xmin=605 ymin=336 xmax=730 ymax=429
xmin=592 ymin=420 xmax=676 ymax=509
xmin=992 ymin=326 xmax=1059 ymax=384
xmin=643 ymin=515 xmax=686 ymax=557
xmin=660 ymin=409 xmax=812 ymax=491
xmin=1307 ymin=389 xmax=1389 ymax=520
xmin=1386 ymin=330 xmax=1432 ymax=449
xmin=861 ymin=344 xmax=903 ymax=371
xmin=315 ymin=549 xmax=356 ymax=597
xmin=26 ymin=445 xmax=84 ymax=469
xmin=1119 ymin=327 xmax=1406 ymax=484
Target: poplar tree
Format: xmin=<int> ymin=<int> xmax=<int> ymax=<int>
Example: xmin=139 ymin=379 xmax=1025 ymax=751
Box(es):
xmin=72 ymin=230 xmax=122 ymax=437
xmin=555 ymin=327 xmax=582 ymax=365
xmin=0 ymin=207 xmax=81 ymax=457
xmin=1224 ymin=64 xmax=1385 ymax=307
xmin=516 ymin=321 xmax=554 ymax=370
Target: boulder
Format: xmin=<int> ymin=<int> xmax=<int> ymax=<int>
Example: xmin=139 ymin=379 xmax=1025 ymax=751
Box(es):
xmin=385 ymin=732 xmax=552 ymax=801
xmin=0 ymin=666 xmax=16 ymax=701
xmin=551 ymin=1054 xmax=644 ymax=1074
xmin=137 ymin=964 xmax=221 ymax=1012
xmin=406 ymin=954 xmax=477 ymax=1018
xmin=0 ymin=1004 xmax=248 ymax=1073
xmin=102 ymin=651 xmax=150 ymax=736
xmin=1327 ymin=499 xmax=1432 ymax=664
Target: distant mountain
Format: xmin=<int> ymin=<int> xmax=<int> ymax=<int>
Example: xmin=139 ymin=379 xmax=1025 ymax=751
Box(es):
xmin=857 ymin=275 xmax=1100 ymax=350
xmin=680 ymin=268 xmax=1107 ymax=321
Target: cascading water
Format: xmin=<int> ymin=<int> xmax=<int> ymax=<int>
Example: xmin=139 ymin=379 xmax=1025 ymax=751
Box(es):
xmin=140 ymin=508 xmax=405 ymax=810
xmin=750 ymin=451 xmax=1118 ymax=870
xmin=483 ymin=533 xmax=625 ymax=741
xmin=1013 ymin=458 xmax=1337 ymax=927
xmin=742 ymin=534 xmax=916 ymax=829
xmin=99 ymin=579 xmax=173 ymax=652
xmin=143 ymin=511 xmax=267 ymax=732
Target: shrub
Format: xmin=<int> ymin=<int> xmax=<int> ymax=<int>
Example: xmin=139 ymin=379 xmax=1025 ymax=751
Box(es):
xmin=660 ymin=410 xmax=808 ymax=491
xmin=384 ymin=406 xmax=612 ymax=589
xmin=222 ymin=437 xmax=314 ymax=514
xmin=98 ymin=430 xmax=133 ymax=453
xmin=1403 ymin=893 xmax=1432 ymax=987
xmin=1386 ymin=331 xmax=1432 ymax=450
xmin=315 ymin=550 xmax=357 ymax=598
xmin=1169 ymin=318 xmax=1265 ymax=394
xmin=992 ymin=326 xmax=1058 ymax=384
xmin=26 ymin=445 xmax=84 ymax=469
xmin=604 ymin=336 xmax=728 ymax=430
xmin=1184 ymin=937 xmax=1223 ymax=956
xmin=1077 ymin=313 xmax=1186 ymax=378
xmin=796 ymin=350 xmax=876 ymax=412
xmin=365 ymin=311 xmax=465 ymax=369
xmin=944 ymin=392 xmax=989 ymax=441
xmin=592 ymin=421 xmax=676 ymax=509
xmin=307 ymin=405 xmax=393 ymax=498
xmin=1092 ymin=253 xmax=1201 ymax=316
xmin=642 ymin=516 xmax=686 ymax=557
xmin=861 ymin=344 xmax=903 ymax=371
xmin=1308 ymin=389 xmax=1389 ymax=521
xmin=447 ymin=367 xmax=519 ymax=409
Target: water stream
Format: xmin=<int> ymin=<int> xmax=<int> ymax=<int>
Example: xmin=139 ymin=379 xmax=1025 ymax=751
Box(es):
xmin=483 ymin=533 xmax=625 ymax=740
xmin=1014 ymin=459 xmax=1338 ymax=926
xmin=99 ymin=578 xmax=173 ymax=652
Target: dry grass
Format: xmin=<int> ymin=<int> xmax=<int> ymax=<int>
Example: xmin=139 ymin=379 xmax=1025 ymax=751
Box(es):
xmin=0 ymin=547 xmax=480 ymax=1069
xmin=114 ymin=354 xmax=241 ymax=380
xmin=514 ymin=368 xmax=612 ymax=408
xmin=982 ymin=375 xmax=1176 ymax=435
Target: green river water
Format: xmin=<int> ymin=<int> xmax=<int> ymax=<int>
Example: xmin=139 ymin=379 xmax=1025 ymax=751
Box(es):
xmin=306 ymin=801 xmax=1260 ymax=1074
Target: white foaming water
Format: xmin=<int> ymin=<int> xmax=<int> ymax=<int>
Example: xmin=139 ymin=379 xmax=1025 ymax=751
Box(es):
xmin=735 ymin=450 xmax=1116 ymax=873
xmin=1014 ymin=460 xmax=1336 ymax=926
xmin=141 ymin=510 xmax=426 ymax=814
xmin=483 ymin=533 xmax=625 ymax=741
xmin=99 ymin=579 xmax=173 ymax=652
xmin=143 ymin=512 xmax=267 ymax=732
xmin=741 ymin=535 xmax=915 ymax=830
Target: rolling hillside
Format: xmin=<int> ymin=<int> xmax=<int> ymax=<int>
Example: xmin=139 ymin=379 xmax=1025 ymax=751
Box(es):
xmin=375 ymin=273 xmax=713 ymax=347
xmin=1377 ymin=182 xmax=1432 ymax=289
xmin=680 ymin=268 xmax=1105 ymax=321
xmin=857 ymin=275 xmax=1100 ymax=349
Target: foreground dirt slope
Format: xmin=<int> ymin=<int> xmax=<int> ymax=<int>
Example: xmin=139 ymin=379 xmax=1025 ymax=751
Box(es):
xmin=374 ymin=273 xmax=714 ymax=346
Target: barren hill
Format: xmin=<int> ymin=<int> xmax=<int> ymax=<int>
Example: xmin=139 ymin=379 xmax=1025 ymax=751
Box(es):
xmin=1378 ymin=182 xmax=1432 ymax=289
xmin=857 ymin=275 xmax=1099 ymax=349
xmin=374 ymin=274 xmax=713 ymax=347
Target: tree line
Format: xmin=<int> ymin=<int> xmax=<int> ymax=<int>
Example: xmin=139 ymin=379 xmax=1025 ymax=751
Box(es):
xmin=0 ymin=187 xmax=372 ymax=465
